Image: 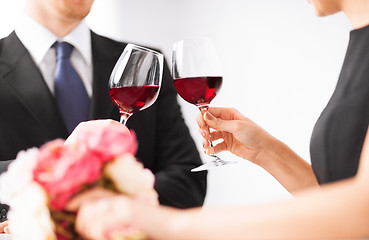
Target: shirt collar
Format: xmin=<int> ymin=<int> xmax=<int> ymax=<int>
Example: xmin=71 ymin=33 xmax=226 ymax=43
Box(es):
xmin=62 ymin=21 xmax=92 ymax=65
xmin=15 ymin=14 xmax=92 ymax=65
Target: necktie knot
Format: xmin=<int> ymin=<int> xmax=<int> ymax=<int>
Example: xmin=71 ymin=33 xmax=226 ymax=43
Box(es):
xmin=56 ymin=42 xmax=74 ymax=60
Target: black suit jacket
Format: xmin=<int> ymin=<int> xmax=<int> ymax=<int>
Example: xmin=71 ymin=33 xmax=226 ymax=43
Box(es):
xmin=0 ymin=31 xmax=206 ymax=213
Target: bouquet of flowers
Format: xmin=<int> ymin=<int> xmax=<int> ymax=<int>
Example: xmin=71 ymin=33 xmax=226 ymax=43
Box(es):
xmin=0 ymin=120 xmax=157 ymax=240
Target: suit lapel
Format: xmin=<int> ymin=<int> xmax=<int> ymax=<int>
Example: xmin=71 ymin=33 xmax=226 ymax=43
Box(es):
xmin=90 ymin=32 xmax=127 ymax=119
xmin=0 ymin=32 xmax=68 ymax=139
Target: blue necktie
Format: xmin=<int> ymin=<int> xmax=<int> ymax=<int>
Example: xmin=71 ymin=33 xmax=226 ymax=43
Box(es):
xmin=54 ymin=42 xmax=90 ymax=133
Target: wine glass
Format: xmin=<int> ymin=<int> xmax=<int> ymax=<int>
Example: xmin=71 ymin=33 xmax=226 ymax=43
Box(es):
xmin=172 ymin=37 xmax=236 ymax=172
xmin=109 ymin=43 xmax=164 ymax=125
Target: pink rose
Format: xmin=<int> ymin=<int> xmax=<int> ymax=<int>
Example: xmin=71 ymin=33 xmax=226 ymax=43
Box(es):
xmin=66 ymin=120 xmax=137 ymax=162
xmin=33 ymin=140 xmax=103 ymax=210
xmin=33 ymin=120 xmax=139 ymax=210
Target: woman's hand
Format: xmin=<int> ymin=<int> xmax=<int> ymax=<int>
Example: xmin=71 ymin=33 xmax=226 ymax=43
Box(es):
xmin=196 ymin=107 xmax=272 ymax=164
xmin=197 ymin=107 xmax=318 ymax=192
xmin=0 ymin=220 xmax=9 ymax=234
xmin=66 ymin=188 xmax=135 ymax=240
xmin=74 ymin=195 xmax=136 ymax=240
xmin=66 ymin=188 xmax=148 ymax=240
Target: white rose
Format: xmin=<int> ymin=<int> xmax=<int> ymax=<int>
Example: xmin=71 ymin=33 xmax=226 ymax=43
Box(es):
xmin=104 ymin=154 xmax=155 ymax=196
xmin=9 ymin=182 xmax=56 ymax=240
xmin=0 ymin=148 xmax=38 ymax=205
xmin=0 ymin=148 xmax=56 ymax=240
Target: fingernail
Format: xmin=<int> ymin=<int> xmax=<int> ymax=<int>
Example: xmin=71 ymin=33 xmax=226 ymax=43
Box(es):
xmin=202 ymin=131 xmax=206 ymax=137
xmin=205 ymin=112 xmax=214 ymax=120
xmin=197 ymin=120 xmax=203 ymax=128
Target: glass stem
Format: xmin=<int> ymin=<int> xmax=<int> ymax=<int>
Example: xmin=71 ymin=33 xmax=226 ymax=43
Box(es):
xmin=198 ymin=105 xmax=214 ymax=148
xmin=198 ymin=105 xmax=227 ymax=164
xmin=119 ymin=112 xmax=132 ymax=126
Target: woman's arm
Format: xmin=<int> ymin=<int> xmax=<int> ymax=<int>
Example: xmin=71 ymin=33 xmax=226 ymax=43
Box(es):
xmin=197 ymin=107 xmax=318 ymax=193
xmin=128 ymin=128 xmax=369 ymax=240
xmin=129 ymin=177 xmax=367 ymax=240
xmin=75 ymin=128 xmax=369 ymax=240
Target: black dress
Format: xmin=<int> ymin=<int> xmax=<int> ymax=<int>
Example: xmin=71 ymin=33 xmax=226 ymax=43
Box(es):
xmin=310 ymin=24 xmax=369 ymax=184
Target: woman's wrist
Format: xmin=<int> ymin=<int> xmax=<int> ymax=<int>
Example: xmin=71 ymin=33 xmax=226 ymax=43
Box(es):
xmin=251 ymin=132 xmax=278 ymax=168
xmin=130 ymin=200 xmax=194 ymax=240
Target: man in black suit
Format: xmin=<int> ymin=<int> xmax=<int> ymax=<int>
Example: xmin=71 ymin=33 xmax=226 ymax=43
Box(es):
xmin=0 ymin=0 xmax=206 ymax=220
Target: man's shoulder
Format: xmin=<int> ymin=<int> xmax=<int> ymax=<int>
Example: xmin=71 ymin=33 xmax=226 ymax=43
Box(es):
xmin=0 ymin=32 xmax=13 ymax=57
xmin=90 ymin=31 xmax=163 ymax=54
xmin=0 ymin=32 xmax=18 ymax=73
xmin=90 ymin=31 xmax=126 ymax=49
xmin=0 ymin=32 xmax=10 ymax=43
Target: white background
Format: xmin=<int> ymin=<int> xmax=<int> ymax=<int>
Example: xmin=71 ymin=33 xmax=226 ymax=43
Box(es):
xmin=0 ymin=0 xmax=352 ymax=206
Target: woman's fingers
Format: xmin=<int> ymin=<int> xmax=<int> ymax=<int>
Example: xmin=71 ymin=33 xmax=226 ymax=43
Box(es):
xmin=0 ymin=221 xmax=9 ymax=233
xmin=76 ymin=199 xmax=110 ymax=240
xmin=209 ymin=131 xmax=224 ymax=141
xmin=196 ymin=113 xmax=206 ymax=130
xmin=66 ymin=188 xmax=117 ymax=212
xmin=204 ymin=112 xmax=239 ymax=134
xmin=75 ymin=196 xmax=134 ymax=240
xmin=201 ymin=131 xmax=224 ymax=149
xmin=205 ymin=141 xmax=227 ymax=155
xmin=199 ymin=127 xmax=222 ymax=140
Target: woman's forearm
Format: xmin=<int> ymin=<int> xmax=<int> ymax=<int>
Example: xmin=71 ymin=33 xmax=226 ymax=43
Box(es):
xmin=133 ymin=177 xmax=369 ymax=240
xmin=238 ymin=177 xmax=369 ymax=240
xmin=256 ymin=135 xmax=318 ymax=193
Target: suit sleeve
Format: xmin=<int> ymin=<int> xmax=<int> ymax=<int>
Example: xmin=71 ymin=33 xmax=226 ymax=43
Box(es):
xmin=0 ymin=160 xmax=12 ymax=174
xmin=152 ymin=60 xmax=207 ymax=208
xmin=0 ymin=160 xmax=12 ymax=222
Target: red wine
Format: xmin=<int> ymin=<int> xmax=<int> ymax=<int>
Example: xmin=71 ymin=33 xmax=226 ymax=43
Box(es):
xmin=173 ymin=76 xmax=222 ymax=106
xmin=109 ymin=86 xmax=160 ymax=114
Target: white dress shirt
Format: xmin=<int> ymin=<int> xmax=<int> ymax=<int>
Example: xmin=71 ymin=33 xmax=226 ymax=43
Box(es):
xmin=15 ymin=14 xmax=93 ymax=97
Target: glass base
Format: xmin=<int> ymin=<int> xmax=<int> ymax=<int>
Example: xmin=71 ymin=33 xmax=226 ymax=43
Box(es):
xmin=191 ymin=154 xmax=237 ymax=172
